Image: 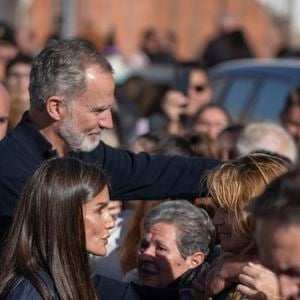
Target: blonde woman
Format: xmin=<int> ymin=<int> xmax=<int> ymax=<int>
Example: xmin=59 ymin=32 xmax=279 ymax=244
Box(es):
xmin=193 ymin=153 xmax=290 ymax=300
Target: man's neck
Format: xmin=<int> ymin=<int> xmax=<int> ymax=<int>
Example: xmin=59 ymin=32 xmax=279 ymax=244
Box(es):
xmin=28 ymin=109 xmax=69 ymax=157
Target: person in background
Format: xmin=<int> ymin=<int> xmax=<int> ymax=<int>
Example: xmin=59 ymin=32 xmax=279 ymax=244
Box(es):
xmin=193 ymin=153 xmax=290 ymax=300
xmin=5 ymin=53 xmax=32 ymax=103
xmin=218 ymin=124 xmax=244 ymax=161
xmin=185 ymin=132 xmax=221 ymax=160
xmin=140 ymin=28 xmax=176 ymax=64
xmin=124 ymin=201 xmax=215 ymax=291
xmin=236 ymin=121 xmax=298 ymax=164
xmin=193 ymin=103 xmax=231 ymax=140
xmin=0 ymin=22 xmax=18 ymax=81
xmin=161 ymin=30 xmax=177 ymax=62
xmin=186 ymin=64 xmax=212 ymax=121
xmin=200 ymin=15 xmax=253 ymax=68
xmin=147 ymin=89 xmax=188 ymax=135
xmin=130 ymin=133 xmax=161 ymax=154
xmin=5 ymin=54 xmax=32 ymax=129
xmin=124 ymin=80 xmax=169 ymax=145
xmin=280 ymin=87 xmax=300 ymax=150
xmin=0 ymin=83 xmax=10 ymax=140
xmin=251 ymin=167 xmax=300 ymax=299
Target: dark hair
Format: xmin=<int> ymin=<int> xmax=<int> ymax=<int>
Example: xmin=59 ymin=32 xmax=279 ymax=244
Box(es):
xmin=6 ymin=53 xmax=33 ymax=77
xmin=0 ymin=157 xmax=109 ymax=299
xmin=0 ymin=22 xmax=15 ymax=46
xmin=29 ymin=39 xmax=113 ymax=110
xmin=133 ymin=133 xmax=194 ymax=156
xmin=152 ymin=134 xmax=194 ymax=156
xmin=171 ymin=61 xmax=209 ymax=95
xmin=251 ymin=167 xmax=300 ymax=223
xmin=185 ymin=132 xmax=221 ymax=159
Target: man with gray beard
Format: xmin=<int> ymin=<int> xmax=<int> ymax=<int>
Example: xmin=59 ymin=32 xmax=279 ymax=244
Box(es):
xmin=0 ymin=39 xmax=219 ymax=231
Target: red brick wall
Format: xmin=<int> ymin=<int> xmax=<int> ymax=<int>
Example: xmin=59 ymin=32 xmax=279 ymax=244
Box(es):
xmin=28 ymin=0 xmax=282 ymax=60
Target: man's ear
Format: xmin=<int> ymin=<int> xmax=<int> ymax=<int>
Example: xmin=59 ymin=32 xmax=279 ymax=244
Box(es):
xmin=186 ymin=252 xmax=205 ymax=269
xmin=46 ymin=96 xmax=66 ymax=121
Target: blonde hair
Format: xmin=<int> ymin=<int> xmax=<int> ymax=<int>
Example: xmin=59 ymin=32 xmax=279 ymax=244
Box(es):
xmin=207 ymin=153 xmax=290 ymax=248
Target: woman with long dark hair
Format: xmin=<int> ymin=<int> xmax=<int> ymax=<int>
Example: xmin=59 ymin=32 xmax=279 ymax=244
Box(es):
xmin=0 ymin=157 xmax=132 ymax=299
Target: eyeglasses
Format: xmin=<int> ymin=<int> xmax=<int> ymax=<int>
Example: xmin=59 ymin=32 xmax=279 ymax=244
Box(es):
xmin=190 ymin=84 xmax=208 ymax=92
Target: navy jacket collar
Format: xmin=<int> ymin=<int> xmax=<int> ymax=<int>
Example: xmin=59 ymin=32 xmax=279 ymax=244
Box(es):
xmin=11 ymin=112 xmax=58 ymax=162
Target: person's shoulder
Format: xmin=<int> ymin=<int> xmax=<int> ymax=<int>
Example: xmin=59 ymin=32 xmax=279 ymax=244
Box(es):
xmin=0 ymin=124 xmax=27 ymax=157
xmin=4 ymin=273 xmax=58 ymax=300
xmin=122 ymin=268 xmax=139 ymax=284
xmin=0 ymin=129 xmax=36 ymax=173
xmin=0 ymin=132 xmax=23 ymax=171
xmin=4 ymin=278 xmax=42 ymax=300
xmin=94 ymin=274 xmax=139 ymax=300
xmin=0 ymin=131 xmax=16 ymax=151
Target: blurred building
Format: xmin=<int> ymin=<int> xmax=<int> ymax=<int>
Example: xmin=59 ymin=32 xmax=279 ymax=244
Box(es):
xmin=0 ymin=0 xmax=295 ymax=61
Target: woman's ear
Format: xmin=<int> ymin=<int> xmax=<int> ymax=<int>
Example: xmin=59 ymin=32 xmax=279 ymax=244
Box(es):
xmin=46 ymin=96 xmax=67 ymax=121
xmin=186 ymin=252 xmax=205 ymax=269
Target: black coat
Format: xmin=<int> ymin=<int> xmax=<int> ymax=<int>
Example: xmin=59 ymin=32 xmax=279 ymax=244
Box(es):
xmin=4 ymin=273 xmax=180 ymax=300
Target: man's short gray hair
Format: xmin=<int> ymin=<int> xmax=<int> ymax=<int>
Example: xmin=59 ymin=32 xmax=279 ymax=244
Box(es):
xmin=236 ymin=122 xmax=298 ymax=164
xmin=143 ymin=200 xmax=215 ymax=258
xmin=29 ymin=39 xmax=113 ymax=110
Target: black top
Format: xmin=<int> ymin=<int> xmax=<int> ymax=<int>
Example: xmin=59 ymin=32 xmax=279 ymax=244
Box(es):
xmin=0 ymin=112 xmax=219 ymax=217
xmin=4 ymin=272 xmax=180 ymax=300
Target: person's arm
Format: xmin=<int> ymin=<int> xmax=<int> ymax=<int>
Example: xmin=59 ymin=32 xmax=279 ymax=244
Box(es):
xmin=81 ymin=142 xmax=220 ymax=201
xmin=237 ymin=262 xmax=281 ymax=300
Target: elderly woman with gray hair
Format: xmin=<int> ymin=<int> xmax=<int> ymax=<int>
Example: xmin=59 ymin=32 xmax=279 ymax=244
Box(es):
xmin=123 ymin=200 xmax=215 ymax=292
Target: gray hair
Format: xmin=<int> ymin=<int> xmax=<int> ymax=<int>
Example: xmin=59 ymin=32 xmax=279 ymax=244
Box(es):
xmin=29 ymin=39 xmax=113 ymax=110
xmin=143 ymin=200 xmax=215 ymax=258
xmin=236 ymin=122 xmax=298 ymax=164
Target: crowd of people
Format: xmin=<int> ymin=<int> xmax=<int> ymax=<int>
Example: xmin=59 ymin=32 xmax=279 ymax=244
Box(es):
xmin=0 ymin=20 xmax=300 ymax=300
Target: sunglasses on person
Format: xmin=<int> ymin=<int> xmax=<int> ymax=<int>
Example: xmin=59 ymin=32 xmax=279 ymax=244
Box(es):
xmin=190 ymin=84 xmax=208 ymax=92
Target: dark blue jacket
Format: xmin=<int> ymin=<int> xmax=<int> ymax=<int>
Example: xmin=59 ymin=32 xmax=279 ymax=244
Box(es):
xmin=4 ymin=273 xmax=139 ymax=299
xmin=4 ymin=273 xmax=180 ymax=300
xmin=0 ymin=113 xmax=219 ymax=217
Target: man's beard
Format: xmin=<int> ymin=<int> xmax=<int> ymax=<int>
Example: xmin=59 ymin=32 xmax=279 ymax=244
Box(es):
xmin=58 ymin=113 xmax=101 ymax=152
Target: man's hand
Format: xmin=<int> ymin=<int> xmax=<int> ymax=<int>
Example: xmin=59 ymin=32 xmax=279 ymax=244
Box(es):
xmin=237 ymin=262 xmax=281 ymax=300
xmin=193 ymin=254 xmax=253 ymax=299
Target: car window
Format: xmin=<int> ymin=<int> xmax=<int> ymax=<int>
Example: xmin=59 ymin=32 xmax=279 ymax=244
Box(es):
xmin=248 ymin=79 xmax=292 ymax=122
xmin=217 ymin=78 xmax=257 ymax=121
xmin=211 ymin=78 xmax=227 ymax=102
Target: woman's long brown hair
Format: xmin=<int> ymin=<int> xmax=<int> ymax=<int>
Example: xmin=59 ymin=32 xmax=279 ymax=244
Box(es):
xmin=0 ymin=157 xmax=108 ymax=299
